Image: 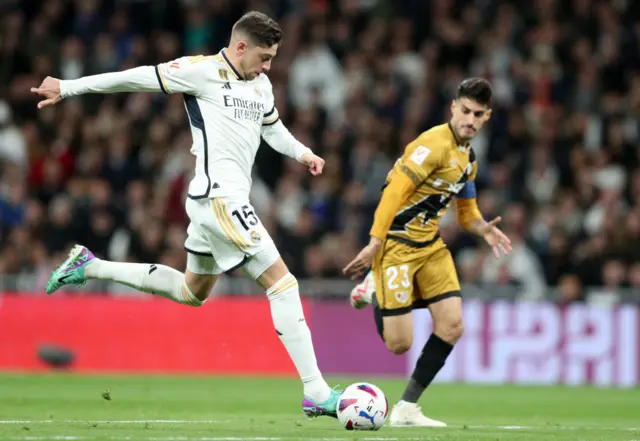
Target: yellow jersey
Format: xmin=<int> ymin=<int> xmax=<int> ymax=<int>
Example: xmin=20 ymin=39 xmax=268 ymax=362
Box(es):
xmin=371 ymin=123 xmax=478 ymax=247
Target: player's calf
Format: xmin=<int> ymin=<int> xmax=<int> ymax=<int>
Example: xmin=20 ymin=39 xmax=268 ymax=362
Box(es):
xmin=257 ymin=258 xmax=333 ymax=410
xmin=400 ymin=295 xmax=462 ymax=404
xmin=86 ymin=257 xmax=207 ymax=306
xmin=46 ymin=245 xmax=210 ymax=306
xmin=372 ymin=298 xmax=450 ymax=427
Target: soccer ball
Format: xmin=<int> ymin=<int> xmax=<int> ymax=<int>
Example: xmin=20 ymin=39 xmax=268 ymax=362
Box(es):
xmin=336 ymin=382 xmax=388 ymax=430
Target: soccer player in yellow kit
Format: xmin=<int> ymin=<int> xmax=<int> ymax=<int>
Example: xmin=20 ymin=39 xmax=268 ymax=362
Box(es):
xmin=343 ymin=78 xmax=512 ymax=427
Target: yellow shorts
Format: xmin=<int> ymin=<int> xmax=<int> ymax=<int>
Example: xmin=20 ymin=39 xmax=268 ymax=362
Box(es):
xmin=372 ymin=235 xmax=461 ymax=316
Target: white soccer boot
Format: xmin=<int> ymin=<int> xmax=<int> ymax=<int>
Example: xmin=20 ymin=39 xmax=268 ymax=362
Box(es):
xmin=389 ymin=401 xmax=447 ymax=427
xmin=350 ymin=271 xmax=375 ymax=309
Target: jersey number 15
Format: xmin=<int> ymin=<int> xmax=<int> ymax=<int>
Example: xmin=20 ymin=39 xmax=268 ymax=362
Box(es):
xmin=232 ymin=205 xmax=259 ymax=230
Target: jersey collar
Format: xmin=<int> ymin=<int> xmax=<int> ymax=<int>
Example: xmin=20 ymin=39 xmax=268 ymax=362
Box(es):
xmin=220 ymin=49 xmax=244 ymax=81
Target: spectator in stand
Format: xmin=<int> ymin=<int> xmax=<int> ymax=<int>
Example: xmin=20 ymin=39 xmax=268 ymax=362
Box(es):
xmin=0 ymin=0 xmax=637 ymax=302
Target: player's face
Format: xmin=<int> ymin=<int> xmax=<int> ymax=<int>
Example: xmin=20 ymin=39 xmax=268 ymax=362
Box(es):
xmin=237 ymin=41 xmax=278 ymax=80
xmin=450 ymin=98 xmax=491 ymax=141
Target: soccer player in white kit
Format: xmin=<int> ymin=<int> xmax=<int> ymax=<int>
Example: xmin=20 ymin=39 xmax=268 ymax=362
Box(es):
xmin=31 ymin=11 xmax=340 ymax=418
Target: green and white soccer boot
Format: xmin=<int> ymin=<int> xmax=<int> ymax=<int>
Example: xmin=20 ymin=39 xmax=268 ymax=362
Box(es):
xmin=302 ymin=388 xmax=341 ymax=419
xmin=45 ymin=245 xmax=96 ymax=294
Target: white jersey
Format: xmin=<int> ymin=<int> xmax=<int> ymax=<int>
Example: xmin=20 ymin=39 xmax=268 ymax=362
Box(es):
xmin=157 ymin=52 xmax=279 ymax=199
xmin=59 ymin=49 xmax=311 ymax=200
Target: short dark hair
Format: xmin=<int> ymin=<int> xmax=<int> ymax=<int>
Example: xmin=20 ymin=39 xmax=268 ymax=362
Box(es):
xmin=233 ymin=11 xmax=283 ymax=47
xmin=457 ymin=77 xmax=492 ymax=107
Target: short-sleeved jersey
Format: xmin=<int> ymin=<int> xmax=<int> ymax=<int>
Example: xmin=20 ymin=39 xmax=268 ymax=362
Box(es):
xmin=155 ymin=50 xmax=280 ymax=199
xmin=384 ymin=123 xmax=477 ymax=245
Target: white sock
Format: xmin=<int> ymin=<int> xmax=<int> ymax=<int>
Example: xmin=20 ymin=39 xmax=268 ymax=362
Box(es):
xmin=85 ymin=259 xmax=203 ymax=306
xmin=267 ymin=273 xmax=331 ymax=402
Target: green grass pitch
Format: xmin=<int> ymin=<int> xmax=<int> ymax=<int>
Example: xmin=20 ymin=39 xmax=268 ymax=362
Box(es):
xmin=0 ymin=373 xmax=638 ymax=441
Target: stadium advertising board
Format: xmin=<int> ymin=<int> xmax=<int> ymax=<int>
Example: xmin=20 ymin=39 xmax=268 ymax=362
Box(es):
xmin=0 ymin=295 xmax=637 ymax=387
xmin=409 ymin=300 xmax=639 ymax=388
xmin=0 ymin=295 xmax=298 ymax=374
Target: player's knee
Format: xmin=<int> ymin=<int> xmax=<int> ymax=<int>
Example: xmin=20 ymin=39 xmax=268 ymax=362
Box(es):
xmin=449 ymin=318 xmax=464 ymax=341
xmin=435 ymin=317 xmax=464 ymax=344
xmin=266 ymin=272 xmax=299 ymax=298
xmin=185 ymin=255 xmax=219 ymax=300
xmin=381 ymin=313 xmax=414 ymax=354
xmin=184 ymin=271 xmax=217 ymax=302
xmin=258 ymin=258 xmax=292 ymax=292
xmin=184 ymin=284 xmax=208 ymax=306
xmin=385 ymin=335 xmax=413 ymax=355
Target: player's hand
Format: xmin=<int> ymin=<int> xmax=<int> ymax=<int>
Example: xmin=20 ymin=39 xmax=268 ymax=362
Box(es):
xmin=480 ymin=216 xmax=512 ymax=258
xmin=30 ymin=76 xmax=62 ymax=109
xmin=300 ymin=153 xmax=325 ymax=176
xmin=343 ymin=239 xmax=382 ymax=280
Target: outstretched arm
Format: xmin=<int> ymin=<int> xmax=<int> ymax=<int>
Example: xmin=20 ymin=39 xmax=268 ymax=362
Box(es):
xmin=31 ymin=56 xmax=207 ymax=108
xmin=61 ymin=66 xmax=163 ymax=97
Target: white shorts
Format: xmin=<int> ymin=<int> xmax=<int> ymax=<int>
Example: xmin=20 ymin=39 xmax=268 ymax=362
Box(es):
xmin=184 ymin=197 xmax=280 ymax=280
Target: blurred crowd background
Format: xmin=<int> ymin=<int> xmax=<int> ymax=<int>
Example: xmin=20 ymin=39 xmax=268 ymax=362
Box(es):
xmin=0 ymin=0 xmax=639 ymax=303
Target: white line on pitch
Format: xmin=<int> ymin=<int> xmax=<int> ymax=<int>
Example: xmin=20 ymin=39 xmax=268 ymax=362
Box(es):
xmin=9 ymin=437 xmax=84 ymax=441
xmin=4 ymin=438 xmax=445 ymax=441
xmin=7 ymin=435 xmax=294 ymax=441
xmin=466 ymin=425 xmax=640 ymax=431
xmin=2 ymin=420 xmax=639 ymax=432
xmin=0 ymin=420 xmax=229 ymax=424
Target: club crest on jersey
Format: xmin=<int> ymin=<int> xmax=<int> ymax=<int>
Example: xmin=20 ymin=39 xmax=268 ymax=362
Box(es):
xmin=409 ymin=146 xmax=430 ymax=165
xmin=395 ymin=291 xmax=410 ymax=304
xmin=249 ymin=230 xmax=262 ymax=244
